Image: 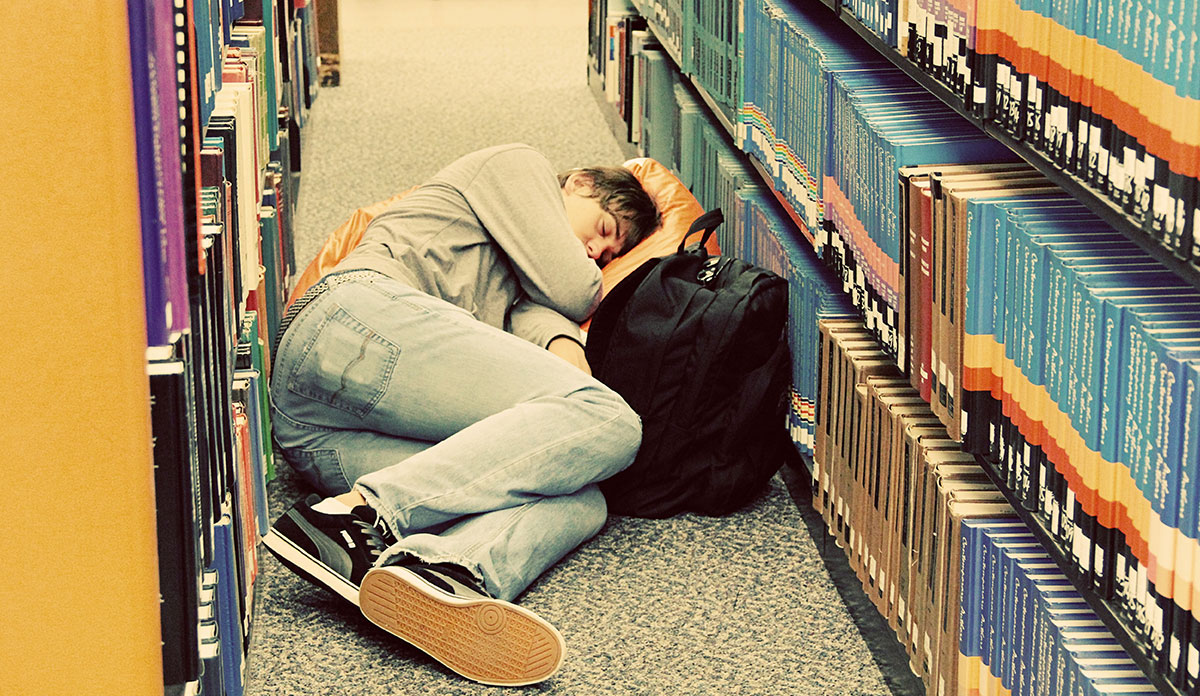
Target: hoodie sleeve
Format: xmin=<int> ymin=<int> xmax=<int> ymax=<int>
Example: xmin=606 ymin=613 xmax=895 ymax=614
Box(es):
xmin=507 ymin=296 xmax=585 ymax=349
xmin=453 ymin=144 xmax=603 ymax=323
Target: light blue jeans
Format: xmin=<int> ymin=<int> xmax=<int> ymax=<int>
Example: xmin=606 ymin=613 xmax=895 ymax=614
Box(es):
xmin=269 ymin=272 xmax=642 ymax=601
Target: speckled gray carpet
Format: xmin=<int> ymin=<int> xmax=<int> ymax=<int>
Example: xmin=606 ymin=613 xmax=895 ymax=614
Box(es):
xmin=244 ymin=1 xmax=920 ymax=694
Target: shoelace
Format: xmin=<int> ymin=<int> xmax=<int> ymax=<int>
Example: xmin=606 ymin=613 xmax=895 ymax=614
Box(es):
xmin=352 ymin=504 xmax=398 ymax=547
xmin=350 ymin=519 xmax=391 ymax=562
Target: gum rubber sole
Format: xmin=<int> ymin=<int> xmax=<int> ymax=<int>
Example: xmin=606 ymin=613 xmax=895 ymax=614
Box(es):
xmin=359 ymin=567 xmax=565 ymax=686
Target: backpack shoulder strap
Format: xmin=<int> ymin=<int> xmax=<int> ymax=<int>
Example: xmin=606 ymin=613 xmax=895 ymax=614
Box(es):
xmin=678 ymin=208 xmax=725 ymax=254
xmin=584 ymin=256 xmax=661 ymax=366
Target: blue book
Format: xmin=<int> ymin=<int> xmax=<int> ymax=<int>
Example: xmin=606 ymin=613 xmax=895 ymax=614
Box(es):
xmin=1052 ymin=622 xmax=1117 ymax=694
xmin=1105 ymin=301 xmax=1200 ymax=497
xmin=1032 ymin=593 xmax=1096 ymax=696
xmin=1005 ymin=555 xmax=1055 ymax=693
xmin=212 ymin=508 xmax=245 ymax=696
xmin=988 ymin=535 xmax=1045 ymax=682
xmin=197 ymin=569 xmax=225 ymax=696
xmin=960 ymin=518 xmax=1026 ymax=672
xmin=1065 ymin=266 xmax=1185 ymax=464
xmin=1182 ymin=360 xmax=1200 ymax=545
xmin=980 ymin=529 xmax=1039 ymax=676
xmin=1018 ymin=569 xmax=1078 ymax=696
xmin=740 ymin=0 xmax=774 ymax=168
xmin=1041 ymin=243 xmax=1141 ymax=425
xmin=1117 ymin=310 xmax=1200 ymax=527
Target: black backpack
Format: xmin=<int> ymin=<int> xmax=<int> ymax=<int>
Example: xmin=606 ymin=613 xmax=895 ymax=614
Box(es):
xmin=585 ymin=209 xmax=792 ymax=517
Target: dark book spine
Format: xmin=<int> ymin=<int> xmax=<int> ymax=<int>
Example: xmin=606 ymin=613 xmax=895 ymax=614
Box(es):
xmin=150 ymin=365 xmax=202 ymax=686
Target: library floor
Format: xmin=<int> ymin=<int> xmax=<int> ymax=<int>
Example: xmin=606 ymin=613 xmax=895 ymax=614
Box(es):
xmin=244 ymin=1 xmax=919 ymax=694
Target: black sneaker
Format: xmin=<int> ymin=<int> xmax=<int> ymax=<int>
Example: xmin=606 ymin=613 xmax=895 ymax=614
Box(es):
xmin=359 ymin=562 xmax=565 ymax=686
xmin=350 ymin=502 xmax=399 ymax=547
xmin=261 ymin=494 xmax=390 ymax=605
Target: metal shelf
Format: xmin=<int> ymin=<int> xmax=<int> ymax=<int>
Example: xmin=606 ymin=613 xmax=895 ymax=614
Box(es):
xmin=975 ymin=454 xmax=1184 ymax=696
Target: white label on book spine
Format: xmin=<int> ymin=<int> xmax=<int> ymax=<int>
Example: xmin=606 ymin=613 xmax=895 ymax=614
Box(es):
xmin=1136 ymin=564 xmax=1149 ymax=619
xmin=1155 ymin=184 xmax=1175 ymax=237
xmin=1189 ymin=644 xmax=1199 ymax=678
xmin=1194 ymin=207 xmax=1200 ymax=257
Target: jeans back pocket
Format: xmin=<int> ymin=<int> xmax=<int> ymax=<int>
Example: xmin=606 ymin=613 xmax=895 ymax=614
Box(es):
xmin=287 ymin=306 xmax=401 ymax=419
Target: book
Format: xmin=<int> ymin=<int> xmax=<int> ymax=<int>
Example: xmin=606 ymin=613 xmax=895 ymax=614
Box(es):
xmin=148 ymin=359 xmax=202 ymax=686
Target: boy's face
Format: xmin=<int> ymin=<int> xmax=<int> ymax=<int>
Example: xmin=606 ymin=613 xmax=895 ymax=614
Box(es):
xmin=562 ymin=175 xmax=625 ymax=268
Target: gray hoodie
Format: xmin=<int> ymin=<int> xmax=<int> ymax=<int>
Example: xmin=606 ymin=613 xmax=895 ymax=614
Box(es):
xmin=334 ymin=144 xmax=602 ymax=348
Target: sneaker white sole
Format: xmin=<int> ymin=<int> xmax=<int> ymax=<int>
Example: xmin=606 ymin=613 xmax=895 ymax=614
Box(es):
xmin=359 ymin=566 xmax=565 ymax=686
xmin=261 ymin=527 xmax=360 ymax=606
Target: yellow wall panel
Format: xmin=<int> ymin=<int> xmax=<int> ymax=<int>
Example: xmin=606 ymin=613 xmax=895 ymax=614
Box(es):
xmin=0 ymin=2 xmax=164 ymax=694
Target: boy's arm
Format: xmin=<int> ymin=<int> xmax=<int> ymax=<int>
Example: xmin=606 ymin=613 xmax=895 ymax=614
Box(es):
xmin=455 ymin=145 xmax=603 ymax=322
xmin=507 ymin=296 xmax=584 ymax=349
xmin=508 ymin=298 xmax=592 ymax=374
xmin=546 ymin=337 xmax=591 ymax=375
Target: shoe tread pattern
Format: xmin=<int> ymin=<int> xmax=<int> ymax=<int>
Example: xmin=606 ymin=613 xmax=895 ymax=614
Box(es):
xmin=359 ymin=569 xmax=562 ymax=686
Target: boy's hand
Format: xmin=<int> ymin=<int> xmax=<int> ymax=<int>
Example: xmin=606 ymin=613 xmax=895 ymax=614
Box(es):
xmin=547 ymin=337 xmax=592 ymax=376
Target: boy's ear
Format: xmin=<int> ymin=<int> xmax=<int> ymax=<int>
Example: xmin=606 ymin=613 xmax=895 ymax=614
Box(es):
xmin=563 ymin=171 xmax=595 ymax=196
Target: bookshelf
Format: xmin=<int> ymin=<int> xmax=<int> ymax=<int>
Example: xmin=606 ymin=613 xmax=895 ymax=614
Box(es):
xmin=2 ymin=1 xmax=326 ymax=694
xmin=588 ymin=1 xmax=1199 ymax=695
xmin=2 ymin=3 xmax=165 ymax=695
xmin=808 ymin=7 xmax=1197 ymax=696
xmin=976 ymin=455 xmax=1183 ymax=696
xmin=587 ymin=65 xmax=641 ymax=161
xmin=827 ymin=6 xmax=1200 ymax=294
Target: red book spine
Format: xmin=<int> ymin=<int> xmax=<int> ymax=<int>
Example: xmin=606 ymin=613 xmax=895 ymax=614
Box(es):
xmin=917 ymin=189 xmax=935 ymax=403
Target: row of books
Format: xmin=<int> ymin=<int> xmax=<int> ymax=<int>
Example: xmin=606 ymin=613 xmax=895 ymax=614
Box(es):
xmin=130 ymin=0 xmax=318 ymax=691
xmin=814 ymin=319 xmax=1158 ymax=696
xmin=151 ymin=312 xmax=273 ymax=695
xmin=961 ymin=517 xmax=1161 ymax=696
xmin=946 ymin=185 xmax=1200 ymax=691
xmin=133 ymin=0 xmax=312 ymax=350
xmin=743 ymin=0 xmax=1025 ymax=357
xmin=604 ymin=0 xmax=1200 ymax=276
xmin=852 ymin=0 xmax=1200 ymax=267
